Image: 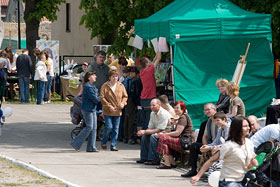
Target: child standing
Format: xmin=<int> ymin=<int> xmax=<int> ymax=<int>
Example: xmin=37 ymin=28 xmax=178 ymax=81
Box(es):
xmin=34 ymin=52 xmax=47 ymax=105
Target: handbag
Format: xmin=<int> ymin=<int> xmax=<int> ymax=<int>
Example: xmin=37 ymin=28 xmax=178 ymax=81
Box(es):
xmin=179 ymin=136 xmax=192 ymax=149
xmin=179 ymin=114 xmax=193 ymax=149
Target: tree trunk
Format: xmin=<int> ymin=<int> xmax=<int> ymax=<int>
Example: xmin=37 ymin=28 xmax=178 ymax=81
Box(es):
xmin=24 ymin=0 xmax=40 ymax=67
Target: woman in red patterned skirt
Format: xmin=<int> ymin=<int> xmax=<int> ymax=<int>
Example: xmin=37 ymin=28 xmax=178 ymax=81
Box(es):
xmin=156 ymin=101 xmax=195 ymax=169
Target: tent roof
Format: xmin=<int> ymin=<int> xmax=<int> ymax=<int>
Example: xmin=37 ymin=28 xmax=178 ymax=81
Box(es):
xmin=134 ymin=0 xmax=272 ymax=44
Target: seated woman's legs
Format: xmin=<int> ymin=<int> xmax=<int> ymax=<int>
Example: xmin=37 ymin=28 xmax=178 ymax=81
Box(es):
xmin=157 ymin=134 xmax=181 ymax=167
xmin=190 ymin=151 xmax=220 ymax=184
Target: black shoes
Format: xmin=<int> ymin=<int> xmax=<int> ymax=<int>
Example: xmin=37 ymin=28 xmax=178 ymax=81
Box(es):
xmin=181 ymin=170 xmax=197 ymax=178
xmin=156 ymin=164 xmax=171 ymax=169
xmin=144 ymin=161 xmax=160 ymax=165
xmin=136 ymin=159 xmax=147 ymax=164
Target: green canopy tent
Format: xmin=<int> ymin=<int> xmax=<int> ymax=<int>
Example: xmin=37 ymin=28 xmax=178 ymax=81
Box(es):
xmin=134 ymin=0 xmax=275 ymax=128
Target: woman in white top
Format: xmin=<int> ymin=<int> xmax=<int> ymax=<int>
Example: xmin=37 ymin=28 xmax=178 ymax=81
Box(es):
xmin=219 ymin=116 xmax=258 ymax=187
xmin=34 ymin=52 xmax=47 ymax=105
xmin=43 ymin=50 xmax=55 ymax=103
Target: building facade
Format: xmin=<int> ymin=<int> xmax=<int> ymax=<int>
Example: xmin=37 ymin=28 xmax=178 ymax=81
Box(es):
xmin=51 ymin=0 xmax=100 ymax=56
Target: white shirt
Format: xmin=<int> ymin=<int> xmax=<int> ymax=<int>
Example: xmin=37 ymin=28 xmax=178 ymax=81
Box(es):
xmin=110 ymin=83 xmax=117 ymax=93
xmin=250 ymin=124 xmax=280 ymax=148
xmin=148 ymin=107 xmax=172 ymax=130
xmin=34 ymin=61 xmax=47 ymax=81
xmin=47 ymin=58 xmax=54 ymax=76
xmin=220 ymin=138 xmax=255 ymax=182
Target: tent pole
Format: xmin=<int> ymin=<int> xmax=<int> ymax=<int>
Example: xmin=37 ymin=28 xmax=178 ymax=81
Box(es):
xmin=134 ymin=47 xmax=137 ymax=66
xmin=170 ymin=45 xmax=175 ymax=103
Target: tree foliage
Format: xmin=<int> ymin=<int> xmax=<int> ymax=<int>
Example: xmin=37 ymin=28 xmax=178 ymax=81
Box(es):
xmin=23 ymin=0 xmax=65 ymax=63
xmin=230 ymin=0 xmax=280 ymax=55
xmin=79 ymin=0 xmax=173 ymax=56
xmin=24 ymin=0 xmax=65 ymax=22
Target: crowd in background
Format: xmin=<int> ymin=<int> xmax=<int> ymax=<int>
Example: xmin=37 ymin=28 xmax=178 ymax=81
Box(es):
xmin=0 ymin=47 xmax=55 ymax=106
xmin=70 ymin=49 xmax=280 ymax=187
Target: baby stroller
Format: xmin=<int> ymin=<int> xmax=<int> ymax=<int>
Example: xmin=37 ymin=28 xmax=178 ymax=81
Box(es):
xmin=69 ymin=95 xmax=105 ymax=141
xmin=246 ymin=141 xmax=280 ymax=187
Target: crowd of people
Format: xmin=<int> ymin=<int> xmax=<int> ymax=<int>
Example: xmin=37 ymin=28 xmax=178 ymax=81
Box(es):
xmin=50 ymin=48 xmax=279 ymax=186
xmin=1 ymin=46 xmax=280 ymax=185
xmin=0 ymin=47 xmax=55 ymax=106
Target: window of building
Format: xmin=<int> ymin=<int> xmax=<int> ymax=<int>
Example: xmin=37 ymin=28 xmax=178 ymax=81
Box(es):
xmin=66 ymin=3 xmax=71 ymax=32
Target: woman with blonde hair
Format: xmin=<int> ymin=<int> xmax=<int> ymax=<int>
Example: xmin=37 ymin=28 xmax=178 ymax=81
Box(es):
xmin=216 ymin=79 xmax=230 ymax=113
xmin=226 ymin=82 xmax=245 ymax=118
xmin=100 ymin=69 xmax=128 ymax=151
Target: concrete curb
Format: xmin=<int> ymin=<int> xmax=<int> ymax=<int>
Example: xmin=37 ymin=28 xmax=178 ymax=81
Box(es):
xmin=0 ymin=154 xmax=80 ymax=187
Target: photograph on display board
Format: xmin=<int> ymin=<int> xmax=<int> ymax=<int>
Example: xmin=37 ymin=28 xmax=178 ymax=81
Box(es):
xmin=92 ymin=45 xmax=111 ymax=56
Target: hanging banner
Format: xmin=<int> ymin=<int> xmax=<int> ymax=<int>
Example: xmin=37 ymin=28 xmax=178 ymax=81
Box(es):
xmin=36 ymin=40 xmax=59 ymax=74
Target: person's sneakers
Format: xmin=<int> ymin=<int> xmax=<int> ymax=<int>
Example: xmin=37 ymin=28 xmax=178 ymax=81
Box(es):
xmin=144 ymin=161 xmax=160 ymax=165
xmin=110 ymin=147 xmax=118 ymax=151
xmin=181 ymin=170 xmax=198 ymax=178
xmin=136 ymin=159 xmax=147 ymax=164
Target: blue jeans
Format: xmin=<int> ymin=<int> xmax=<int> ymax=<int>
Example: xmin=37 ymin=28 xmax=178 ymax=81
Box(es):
xmin=36 ymin=81 xmax=45 ymax=104
xmin=118 ymin=109 xmax=125 ymax=141
xmin=71 ymin=110 xmax=97 ymax=151
xmin=102 ymin=116 xmax=120 ymax=148
xmin=140 ymin=99 xmax=152 ymax=130
xmin=43 ymin=75 xmax=54 ymax=101
xmin=140 ymin=134 xmax=160 ymax=162
xmin=219 ymin=180 xmax=243 ymax=187
xmin=19 ymin=77 xmax=30 ymax=103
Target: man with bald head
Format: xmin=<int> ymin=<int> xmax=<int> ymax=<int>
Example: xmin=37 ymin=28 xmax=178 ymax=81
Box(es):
xmin=136 ymin=98 xmax=172 ymax=165
xmin=247 ymin=115 xmax=261 ymax=137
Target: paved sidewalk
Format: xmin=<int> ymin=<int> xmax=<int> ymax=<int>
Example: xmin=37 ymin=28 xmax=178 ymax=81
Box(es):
xmin=0 ymin=104 xmax=209 ymax=187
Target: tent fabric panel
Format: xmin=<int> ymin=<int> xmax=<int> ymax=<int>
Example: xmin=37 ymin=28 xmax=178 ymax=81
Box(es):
xmin=173 ymin=38 xmax=275 ymax=129
xmin=168 ymin=15 xmax=271 ymax=43
xmin=134 ymin=0 xmax=272 ymax=43
xmin=221 ymin=16 xmax=272 ymax=41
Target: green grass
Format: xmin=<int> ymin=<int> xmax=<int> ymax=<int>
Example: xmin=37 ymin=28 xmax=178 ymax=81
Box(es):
xmin=0 ymin=158 xmax=65 ymax=186
xmin=4 ymin=92 xmax=72 ymax=105
xmin=1 ymin=183 xmax=19 ymax=186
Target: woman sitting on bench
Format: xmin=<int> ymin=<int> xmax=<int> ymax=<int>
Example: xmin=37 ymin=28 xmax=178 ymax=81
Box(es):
xmin=156 ymin=100 xmax=195 ymax=169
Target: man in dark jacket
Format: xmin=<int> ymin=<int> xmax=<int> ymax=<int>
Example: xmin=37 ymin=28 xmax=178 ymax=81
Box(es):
xmin=16 ymin=49 xmax=33 ymax=103
xmin=86 ymin=50 xmax=109 ymax=93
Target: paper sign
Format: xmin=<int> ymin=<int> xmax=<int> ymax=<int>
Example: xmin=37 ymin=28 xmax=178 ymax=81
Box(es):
xmin=158 ymin=37 xmax=169 ymax=52
xmin=132 ymin=35 xmax=143 ymax=50
xmin=127 ymin=37 xmax=134 ymax=46
xmin=151 ymin=38 xmax=158 ymax=53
